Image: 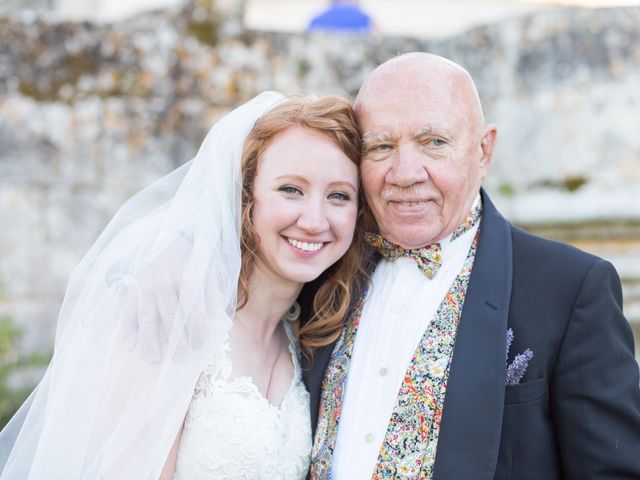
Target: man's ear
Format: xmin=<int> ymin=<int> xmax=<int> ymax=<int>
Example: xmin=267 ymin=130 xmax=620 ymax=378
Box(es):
xmin=479 ymin=124 xmax=497 ymax=174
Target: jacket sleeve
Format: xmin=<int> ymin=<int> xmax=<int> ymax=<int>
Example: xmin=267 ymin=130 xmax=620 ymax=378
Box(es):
xmin=551 ymin=259 xmax=640 ymax=478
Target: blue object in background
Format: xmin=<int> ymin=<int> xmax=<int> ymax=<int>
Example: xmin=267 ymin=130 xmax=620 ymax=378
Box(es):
xmin=308 ymin=1 xmax=373 ymax=33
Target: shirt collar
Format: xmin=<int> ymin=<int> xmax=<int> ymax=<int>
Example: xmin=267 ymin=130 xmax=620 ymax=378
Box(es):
xmin=443 ymin=193 xmax=482 ymax=245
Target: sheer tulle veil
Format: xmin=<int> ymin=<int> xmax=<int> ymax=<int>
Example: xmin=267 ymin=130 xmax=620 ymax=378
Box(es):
xmin=0 ymin=91 xmax=286 ymax=479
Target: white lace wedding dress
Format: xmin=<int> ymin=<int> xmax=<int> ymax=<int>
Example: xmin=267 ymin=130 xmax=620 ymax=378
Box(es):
xmin=173 ymin=322 xmax=312 ymax=479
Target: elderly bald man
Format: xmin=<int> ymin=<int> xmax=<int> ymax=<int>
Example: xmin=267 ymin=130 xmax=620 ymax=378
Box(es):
xmin=301 ymin=52 xmax=640 ymax=479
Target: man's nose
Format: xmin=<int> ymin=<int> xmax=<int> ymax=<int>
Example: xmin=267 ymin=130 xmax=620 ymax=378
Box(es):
xmin=385 ymin=145 xmax=428 ymax=187
xmin=297 ymin=199 xmax=330 ymax=233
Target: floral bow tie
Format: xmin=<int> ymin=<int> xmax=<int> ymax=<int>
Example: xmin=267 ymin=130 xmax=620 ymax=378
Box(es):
xmin=365 ymin=232 xmax=442 ymax=279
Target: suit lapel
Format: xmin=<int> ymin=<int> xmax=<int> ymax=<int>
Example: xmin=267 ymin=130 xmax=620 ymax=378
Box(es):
xmin=301 ymin=253 xmax=377 ymax=438
xmin=298 ymin=276 xmax=336 ymax=438
xmin=303 ymin=342 xmax=334 ymax=438
xmin=433 ymin=190 xmax=512 ymax=479
xmin=304 ymin=191 xmax=512 ymax=468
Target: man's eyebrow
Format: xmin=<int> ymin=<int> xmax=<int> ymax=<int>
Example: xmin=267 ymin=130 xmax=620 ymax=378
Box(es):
xmin=362 ymin=132 xmax=393 ymax=146
xmin=415 ymin=125 xmax=451 ymax=138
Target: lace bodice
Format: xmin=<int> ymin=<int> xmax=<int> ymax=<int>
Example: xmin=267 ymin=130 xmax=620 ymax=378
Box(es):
xmin=173 ymin=322 xmax=312 ymax=480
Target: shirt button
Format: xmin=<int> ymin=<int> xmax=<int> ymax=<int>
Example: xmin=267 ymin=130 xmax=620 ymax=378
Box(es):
xmin=392 ymin=302 xmax=403 ymax=313
xmin=379 ymin=367 xmax=388 ymax=377
xmin=365 ymin=433 xmax=375 ymax=443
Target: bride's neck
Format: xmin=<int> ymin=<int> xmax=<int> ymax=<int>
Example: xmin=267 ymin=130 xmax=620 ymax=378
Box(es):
xmin=235 ymin=267 xmax=302 ymax=341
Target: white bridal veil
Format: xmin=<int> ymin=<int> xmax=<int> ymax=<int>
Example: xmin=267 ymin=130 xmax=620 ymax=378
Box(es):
xmin=0 ymin=91 xmax=286 ymax=479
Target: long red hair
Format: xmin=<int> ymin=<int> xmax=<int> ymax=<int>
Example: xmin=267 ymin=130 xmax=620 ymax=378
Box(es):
xmin=238 ymin=95 xmax=368 ymax=359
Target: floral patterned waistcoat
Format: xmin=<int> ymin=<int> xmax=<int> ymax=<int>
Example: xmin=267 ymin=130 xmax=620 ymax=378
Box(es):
xmin=310 ymin=233 xmax=479 ymax=480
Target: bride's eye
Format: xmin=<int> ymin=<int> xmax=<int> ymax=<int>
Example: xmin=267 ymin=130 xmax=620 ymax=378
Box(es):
xmin=279 ymin=185 xmax=303 ymax=195
xmin=328 ymin=192 xmax=351 ymax=201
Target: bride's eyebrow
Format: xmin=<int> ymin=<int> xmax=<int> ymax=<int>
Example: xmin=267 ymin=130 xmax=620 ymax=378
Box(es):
xmin=328 ymin=180 xmax=358 ymax=192
xmin=275 ymin=174 xmax=308 ymax=184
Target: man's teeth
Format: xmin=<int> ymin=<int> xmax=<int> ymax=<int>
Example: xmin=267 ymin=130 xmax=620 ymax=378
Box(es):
xmin=399 ymin=201 xmax=423 ymax=206
xmin=287 ymin=238 xmax=323 ymax=252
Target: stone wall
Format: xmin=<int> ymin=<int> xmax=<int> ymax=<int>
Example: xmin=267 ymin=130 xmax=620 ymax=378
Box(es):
xmin=1 ymin=4 xmax=639 ymax=356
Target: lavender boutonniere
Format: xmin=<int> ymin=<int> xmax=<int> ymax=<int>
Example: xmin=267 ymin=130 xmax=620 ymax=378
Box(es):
xmin=505 ymin=328 xmax=533 ymax=385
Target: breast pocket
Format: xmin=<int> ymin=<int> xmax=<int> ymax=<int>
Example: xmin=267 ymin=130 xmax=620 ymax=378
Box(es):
xmin=504 ymin=377 xmax=548 ymax=405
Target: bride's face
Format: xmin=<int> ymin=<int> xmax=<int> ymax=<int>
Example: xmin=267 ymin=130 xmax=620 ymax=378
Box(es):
xmin=251 ymin=126 xmax=359 ymax=288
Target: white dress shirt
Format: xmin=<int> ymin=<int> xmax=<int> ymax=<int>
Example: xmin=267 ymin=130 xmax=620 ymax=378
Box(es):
xmin=331 ymin=220 xmax=480 ymax=480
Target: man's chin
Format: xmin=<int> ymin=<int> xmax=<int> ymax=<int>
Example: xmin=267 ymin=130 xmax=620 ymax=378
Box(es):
xmin=384 ymin=227 xmax=443 ymax=249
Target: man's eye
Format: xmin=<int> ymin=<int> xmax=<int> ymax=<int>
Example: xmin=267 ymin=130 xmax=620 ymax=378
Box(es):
xmin=373 ymin=144 xmax=392 ymax=151
xmin=364 ymin=144 xmax=393 ymax=156
xmin=279 ymin=186 xmax=302 ymax=195
xmin=429 ymin=138 xmax=446 ymax=147
xmin=328 ymin=192 xmax=351 ymax=201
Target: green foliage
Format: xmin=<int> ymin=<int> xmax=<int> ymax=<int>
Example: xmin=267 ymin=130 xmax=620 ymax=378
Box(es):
xmin=0 ymin=316 xmax=51 ymax=429
xmin=498 ymin=182 xmax=515 ymax=196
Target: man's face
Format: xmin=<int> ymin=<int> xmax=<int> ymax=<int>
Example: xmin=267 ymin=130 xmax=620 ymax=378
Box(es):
xmin=357 ymin=72 xmax=495 ymax=249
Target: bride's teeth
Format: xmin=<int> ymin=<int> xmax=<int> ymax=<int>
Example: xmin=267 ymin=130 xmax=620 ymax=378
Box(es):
xmin=287 ymin=238 xmax=323 ymax=252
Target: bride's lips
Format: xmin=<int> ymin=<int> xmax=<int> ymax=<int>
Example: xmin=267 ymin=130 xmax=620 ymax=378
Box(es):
xmin=283 ymin=236 xmax=327 ymax=256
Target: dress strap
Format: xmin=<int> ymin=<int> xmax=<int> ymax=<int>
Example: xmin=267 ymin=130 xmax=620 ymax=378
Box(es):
xmin=283 ymin=320 xmax=302 ymax=376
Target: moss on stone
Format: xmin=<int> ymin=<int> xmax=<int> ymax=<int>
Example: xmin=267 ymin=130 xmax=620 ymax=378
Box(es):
xmin=297 ymin=59 xmax=311 ymax=79
xmin=185 ymin=0 xmax=222 ymax=47
xmin=187 ymin=18 xmax=221 ymax=47
xmin=562 ymin=175 xmax=588 ymax=192
xmin=18 ymin=52 xmax=100 ymax=102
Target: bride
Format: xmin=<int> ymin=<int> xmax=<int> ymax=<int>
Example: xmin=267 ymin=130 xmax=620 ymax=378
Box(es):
xmin=0 ymin=91 xmax=368 ymax=479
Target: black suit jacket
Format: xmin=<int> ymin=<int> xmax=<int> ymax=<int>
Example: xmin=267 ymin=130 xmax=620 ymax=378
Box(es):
xmin=301 ymin=190 xmax=640 ymax=479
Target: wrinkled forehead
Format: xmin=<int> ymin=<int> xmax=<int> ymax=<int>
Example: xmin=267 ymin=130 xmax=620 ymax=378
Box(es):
xmin=357 ymin=80 xmax=462 ymax=134
xmin=356 ymin=65 xmax=482 ymax=136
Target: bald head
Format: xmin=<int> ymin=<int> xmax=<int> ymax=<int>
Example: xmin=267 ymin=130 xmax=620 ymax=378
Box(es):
xmin=355 ymin=52 xmax=497 ymax=248
xmin=355 ymin=52 xmax=485 ymax=132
